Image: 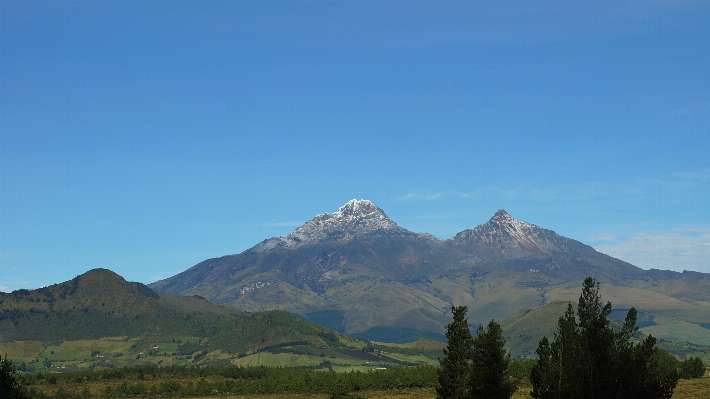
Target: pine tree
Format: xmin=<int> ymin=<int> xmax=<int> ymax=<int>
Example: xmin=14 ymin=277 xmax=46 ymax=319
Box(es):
xmin=437 ymin=306 xmax=473 ymax=399
xmin=530 ymin=337 xmax=554 ymax=399
xmin=0 ymin=355 xmax=29 ymax=399
xmin=530 ymin=277 xmax=678 ymax=399
xmin=469 ymin=320 xmax=516 ymax=399
xmin=577 ymin=277 xmax=615 ymax=399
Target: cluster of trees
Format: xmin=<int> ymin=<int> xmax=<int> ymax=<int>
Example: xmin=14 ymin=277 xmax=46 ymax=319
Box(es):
xmin=437 ymin=277 xmax=707 ymax=399
xmin=530 ymin=277 xmax=680 ymax=399
xmin=680 ymin=356 xmax=707 ymax=379
xmin=437 ymin=306 xmax=516 ymax=399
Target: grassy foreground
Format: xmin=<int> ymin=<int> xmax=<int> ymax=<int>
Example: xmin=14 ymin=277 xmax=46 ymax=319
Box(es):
xmin=26 ymin=379 xmax=710 ymax=399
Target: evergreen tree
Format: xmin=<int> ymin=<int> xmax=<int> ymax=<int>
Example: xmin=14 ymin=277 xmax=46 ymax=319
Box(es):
xmin=679 ymin=356 xmax=706 ymax=379
xmin=437 ymin=306 xmax=473 ymax=399
xmin=469 ymin=320 xmax=516 ymax=399
xmin=0 ymin=354 xmax=29 ymax=399
xmin=530 ymin=337 xmax=554 ymax=399
xmin=530 ymin=277 xmax=678 ymax=399
xmin=577 ymin=277 xmax=614 ymax=399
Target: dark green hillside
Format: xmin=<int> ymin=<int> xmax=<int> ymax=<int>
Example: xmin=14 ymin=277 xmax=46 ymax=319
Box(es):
xmin=0 ymin=269 xmax=241 ymax=342
xmin=0 ymin=268 xmax=449 ymax=374
xmin=0 ymin=269 xmax=340 ymax=355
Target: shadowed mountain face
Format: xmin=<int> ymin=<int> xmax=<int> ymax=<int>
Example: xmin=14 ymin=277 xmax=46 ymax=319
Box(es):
xmin=0 ymin=268 xmax=241 ymax=341
xmin=0 ymin=269 xmax=339 ymax=355
xmin=150 ymin=200 xmax=710 ymax=345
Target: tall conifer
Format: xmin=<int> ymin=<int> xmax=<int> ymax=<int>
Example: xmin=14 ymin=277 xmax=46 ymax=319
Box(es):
xmin=437 ymin=306 xmax=473 ymax=399
xmin=469 ymin=320 xmax=516 ymax=399
xmin=530 ymin=277 xmax=678 ymax=399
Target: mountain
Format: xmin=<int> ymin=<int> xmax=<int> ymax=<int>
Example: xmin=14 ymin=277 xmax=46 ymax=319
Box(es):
xmin=0 ymin=269 xmax=335 ymax=355
xmin=446 ymin=209 xmax=643 ymax=283
xmin=150 ymin=200 xmax=710 ymax=348
xmin=0 ymin=269 xmax=446 ymax=371
xmin=285 ymin=199 xmax=406 ymax=246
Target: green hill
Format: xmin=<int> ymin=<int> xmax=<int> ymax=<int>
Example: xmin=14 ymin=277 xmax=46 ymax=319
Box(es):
xmin=0 ymin=269 xmax=441 ymax=372
xmin=0 ymin=269 xmax=351 ymax=352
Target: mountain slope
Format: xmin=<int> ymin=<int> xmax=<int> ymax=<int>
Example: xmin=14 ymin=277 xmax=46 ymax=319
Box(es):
xmin=0 ymin=269 xmax=337 ymax=356
xmin=447 ymin=209 xmax=643 ymax=283
xmin=150 ymin=200 xmax=710 ymax=348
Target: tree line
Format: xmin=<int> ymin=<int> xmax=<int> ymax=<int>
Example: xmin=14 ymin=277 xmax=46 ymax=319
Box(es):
xmin=3 ymin=276 xmax=707 ymax=399
xmin=436 ymin=276 xmax=706 ymax=399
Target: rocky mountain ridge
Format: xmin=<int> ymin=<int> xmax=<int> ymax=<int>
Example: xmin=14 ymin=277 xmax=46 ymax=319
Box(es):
xmin=449 ymin=209 xmax=561 ymax=256
xmin=250 ymin=200 xmax=415 ymax=254
xmin=150 ymin=200 xmax=710 ymax=346
xmin=285 ymin=199 xmax=405 ymax=246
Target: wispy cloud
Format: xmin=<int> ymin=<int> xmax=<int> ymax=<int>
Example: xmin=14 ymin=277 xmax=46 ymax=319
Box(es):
xmin=397 ymin=192 xmax=446 ymax=201
xmin=147 ymin=269 xmax=186 ymax=283
xmin=260 ymin=221 xmax=304 ymax=227
xmin=460 ymin=169 xmax=710 ymax=211
xmin=588 ymin=233 xmax=617 ymax=242
xmin=412 ymin=213 xmax=468 ymax=220
xmin=661 ymin=102 xmax=710 ymax=116
xmin=461 ymin=187 xmax=520 ymax=199
xmin=0 ymin=280 xmax=32 ymax=293
xmin=399 ymin=170 xmax=709 ymax=206
xmin=1 ymin=250 xmax=25 ymax=258
xmin=594 ymin=227 xmax=710 ymax=274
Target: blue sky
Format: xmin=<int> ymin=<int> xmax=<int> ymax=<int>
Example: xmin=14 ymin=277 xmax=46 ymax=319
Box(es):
xmin=2 ymin=1 xmax=709 ymax=291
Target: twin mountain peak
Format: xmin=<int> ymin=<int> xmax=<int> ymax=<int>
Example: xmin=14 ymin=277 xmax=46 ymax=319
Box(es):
xmin=259 ymin=199 xmax=557 ymax=256
xmin=150 ymin=199 xmax=710 ymax=339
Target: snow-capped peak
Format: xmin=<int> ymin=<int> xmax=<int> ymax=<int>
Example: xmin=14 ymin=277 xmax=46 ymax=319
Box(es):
xmin=485 ymin=210 xmax=541 ymax=245
xmin=284 ymin=199 xmax=402 ymax=246
xmin=491 ymin=209 xmax=512 ymax=220
xmin=449 ymin=210 xmax=562 ymax=256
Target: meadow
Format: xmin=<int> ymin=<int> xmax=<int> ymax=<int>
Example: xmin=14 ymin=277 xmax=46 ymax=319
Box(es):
xmin=15 ymin=360 xmax=708 ymax=399
xmin=23 ymin=380 xmax=710 ymax=399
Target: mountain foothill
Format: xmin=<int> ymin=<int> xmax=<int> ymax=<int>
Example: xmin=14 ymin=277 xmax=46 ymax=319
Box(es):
xmin=146 ymin=200 xmax=710 ymax=352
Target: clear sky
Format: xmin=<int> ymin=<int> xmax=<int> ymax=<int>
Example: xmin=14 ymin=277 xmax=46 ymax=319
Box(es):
xmin=2 ymin=1 xmax=709 ymax=291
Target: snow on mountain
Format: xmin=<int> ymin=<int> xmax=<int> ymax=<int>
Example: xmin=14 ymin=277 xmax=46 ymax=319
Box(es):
xmin=449 ymin=209 xmax=564 ymax=256
xmin=283 ymin=199 xmax=405 ymax=247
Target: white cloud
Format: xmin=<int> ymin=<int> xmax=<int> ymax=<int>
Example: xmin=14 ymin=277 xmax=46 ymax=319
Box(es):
xmin=261 ymin=221 xmax=304 ymax=227
xmin=0 ymin=280 xmax=32 ymax=293
xmin=397 ymin=192 xmax=445 ymax=201
xmin=661 ymin=102 xmax=710 ymax=116
xmin=147 ymin=269 xmax=186 ymax=283
xmin=594 ymin=227 xmax=710 ymax=274
xmin=589 ymin=233 xmax=617 ymax=242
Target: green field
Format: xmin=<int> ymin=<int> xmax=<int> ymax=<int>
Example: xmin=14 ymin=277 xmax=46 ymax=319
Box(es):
xmin=0 ymin=336 xmax=434 ymax=374
xmin=21 ymin=379 xmax=710 ymax=399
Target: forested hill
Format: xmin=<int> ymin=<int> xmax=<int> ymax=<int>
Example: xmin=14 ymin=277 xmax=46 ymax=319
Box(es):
xmin=0 ymin=269 xmax=338 ymax=355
